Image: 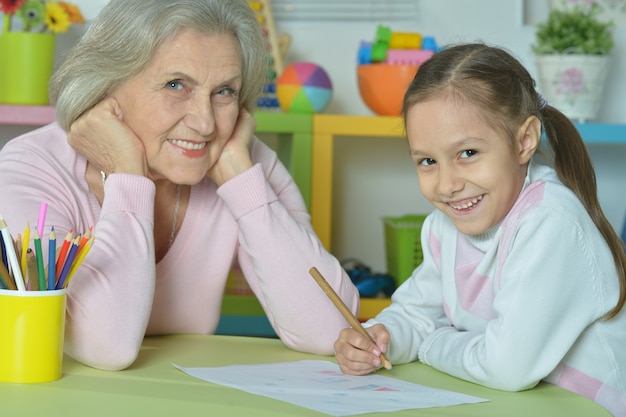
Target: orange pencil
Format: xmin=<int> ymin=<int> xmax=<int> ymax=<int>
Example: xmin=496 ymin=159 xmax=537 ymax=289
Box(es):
xmin=55 ymin=230 xmax=73 ymax=281
xmin=308 ymin=266 xmax=392 ymax=370
xmin=76 ymin=227 xmax=92 ymax=257
xmin=65 ymin=235 xmax=94 ymax=286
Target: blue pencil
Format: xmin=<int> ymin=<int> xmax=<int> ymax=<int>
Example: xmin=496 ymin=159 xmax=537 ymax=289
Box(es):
xmin=55 ymin=236 xmax=80 ymax=290
xmin=48 ymin=227 xmax=56 ymax=290
xmin=0 ymin=234 xmax=7 ymax=273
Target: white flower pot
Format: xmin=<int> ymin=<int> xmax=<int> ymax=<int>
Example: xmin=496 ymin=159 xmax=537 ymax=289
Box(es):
xmin=534 ymin=54 xmax=612 ymax=123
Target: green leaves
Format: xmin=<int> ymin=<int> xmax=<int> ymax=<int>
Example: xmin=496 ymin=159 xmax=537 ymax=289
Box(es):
xmin=533 ymin=5 xmax=614 ymax=55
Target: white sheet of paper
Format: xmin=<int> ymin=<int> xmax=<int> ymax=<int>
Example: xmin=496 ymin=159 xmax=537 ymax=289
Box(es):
xmin=173 ymin=360 xmax=488 ymax=416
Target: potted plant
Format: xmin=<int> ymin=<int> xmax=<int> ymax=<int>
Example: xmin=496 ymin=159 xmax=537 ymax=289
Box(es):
xmin=532 ymin=2 xmax=615 ymax=122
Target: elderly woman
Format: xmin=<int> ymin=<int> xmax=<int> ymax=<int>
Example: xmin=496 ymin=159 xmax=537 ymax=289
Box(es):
xmin=0 ymin=0 xmax=358 ymax=371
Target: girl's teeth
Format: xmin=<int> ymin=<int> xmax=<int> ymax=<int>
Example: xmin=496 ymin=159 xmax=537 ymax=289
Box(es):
xmin=170 ymin=139 xmax=207 ymax=150
xmin=451 ymin=195 xmax=483 ymax=210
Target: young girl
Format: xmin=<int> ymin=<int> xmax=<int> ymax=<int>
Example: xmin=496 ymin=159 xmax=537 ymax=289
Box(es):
xmin=334 ymin=43 xmax=626 ymax=416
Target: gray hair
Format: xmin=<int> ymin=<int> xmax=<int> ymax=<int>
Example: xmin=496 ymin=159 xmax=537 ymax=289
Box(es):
xmin=50 ymin=0 xmax=266 ymax=131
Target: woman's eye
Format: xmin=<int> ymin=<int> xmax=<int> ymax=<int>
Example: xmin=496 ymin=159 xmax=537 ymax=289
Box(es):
xmin=460 ymin=149 xmax=477 ymax=158
xmin=419 ymin=158 xmax=436 ymax=167
xmin=166 ymin=80 xmax=183 ymax=90
xmin=216 ymin=87 xmax=239 ymax=97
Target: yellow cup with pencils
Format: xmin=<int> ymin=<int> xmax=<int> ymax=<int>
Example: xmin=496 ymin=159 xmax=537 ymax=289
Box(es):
xmin=0 ymin=288 xmax=66 ymax=383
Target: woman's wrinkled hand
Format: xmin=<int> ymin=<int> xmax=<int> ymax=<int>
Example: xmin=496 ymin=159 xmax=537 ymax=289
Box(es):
xmin=334 ymin=323 xmax=391 ymax=375
xmin=68 ymin=97 xmax=147 ymax=177
xmin=206 ymin=107 xmax=255 ymax=186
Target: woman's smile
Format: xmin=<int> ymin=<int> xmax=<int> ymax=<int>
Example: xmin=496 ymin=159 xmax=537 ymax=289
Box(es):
xmin=168 ymin=138 xmax=209 ymax=158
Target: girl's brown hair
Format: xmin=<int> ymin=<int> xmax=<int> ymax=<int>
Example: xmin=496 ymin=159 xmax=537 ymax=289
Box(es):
xmin=402 ymin=43 xmax=625 ymax=318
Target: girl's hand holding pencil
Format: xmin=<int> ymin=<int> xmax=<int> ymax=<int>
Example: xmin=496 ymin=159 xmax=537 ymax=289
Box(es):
xmin=308 ymin=267 xmax=393 ymax=373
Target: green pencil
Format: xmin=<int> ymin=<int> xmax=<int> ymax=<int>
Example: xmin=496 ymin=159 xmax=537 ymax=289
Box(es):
xmin=33 ymin=230 xmax=46 ymax=291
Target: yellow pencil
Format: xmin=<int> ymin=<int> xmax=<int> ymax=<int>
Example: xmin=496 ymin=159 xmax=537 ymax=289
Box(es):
xmin=75 ymin=227 xmax=92 ymax=257
xmin=308 ymin=266 xmax=392 ymax=370
xmin=21 ymin=220 xmax=30 ymax=280
xmin=65 ymin=235 xmax=94 ymax=287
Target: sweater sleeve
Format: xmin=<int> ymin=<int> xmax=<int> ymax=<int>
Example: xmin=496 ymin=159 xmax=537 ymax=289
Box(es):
xmin=217 ymin=138 xmax=359 ymax=355
xmin=64 ymin=174 xmax=157 ymax=371
xmin=417 ymin=209 xmax=615 ymax=391
xmin=365 ymin=214 xmax=452 ymax=364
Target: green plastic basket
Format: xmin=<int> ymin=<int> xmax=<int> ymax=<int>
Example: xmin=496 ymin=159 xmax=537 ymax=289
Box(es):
xmin=383 ymin=214 xmax=428 ymax=285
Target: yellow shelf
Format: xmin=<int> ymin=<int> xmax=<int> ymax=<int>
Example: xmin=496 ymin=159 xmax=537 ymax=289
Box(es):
xmin=359 ymin=297 xmax=391 ymax=321
xmin=311 ymin=115 xmax=406 ymax=250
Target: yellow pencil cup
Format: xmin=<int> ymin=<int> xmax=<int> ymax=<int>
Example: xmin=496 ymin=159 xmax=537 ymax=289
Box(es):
xmin=0 ymin=289 xmax=66 ymax=383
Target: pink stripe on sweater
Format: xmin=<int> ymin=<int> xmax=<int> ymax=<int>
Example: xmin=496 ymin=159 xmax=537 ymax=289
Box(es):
xmin=496 ymin=181 xmax=546 ymax=288
xmin=454 ymin=236 xmax=495 ymax=320
xmin=558 ymin=365 xmax=603 ymax=399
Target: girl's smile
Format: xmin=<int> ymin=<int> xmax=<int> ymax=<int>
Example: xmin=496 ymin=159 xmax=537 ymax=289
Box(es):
xmin=448 ymin=194 xmax=484 ymax=211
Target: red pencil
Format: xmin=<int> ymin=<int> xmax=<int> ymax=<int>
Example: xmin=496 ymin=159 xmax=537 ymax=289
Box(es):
xmin=55 ymin=230 xmax=73 ymax=281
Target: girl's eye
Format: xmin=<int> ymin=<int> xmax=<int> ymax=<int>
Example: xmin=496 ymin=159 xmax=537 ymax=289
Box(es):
xmin=418 ymin=158 xmax=436 ymax=167
xmin=166 ymin=80 xmax=183 ymax=90
xmin=460 ymin=149 xmax=477 ymax=158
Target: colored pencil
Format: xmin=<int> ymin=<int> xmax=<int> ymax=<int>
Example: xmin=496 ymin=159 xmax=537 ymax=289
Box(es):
xmin=56 ymin=230 xmax=73 ymax=280
xmin=0 ymin=218 xmax=26 ymax=292
xmin=26 ymin=249 xmax=39 ymax=291
xmin=65 ymin=235 xmax=94 ymax=287
xmin=48 ymin=228 xmax=56 ymax=290
xmin=308 ymin=266 xmax=392 ymax=370
xmin=37 ymin=202 xmax=48 ymax=237
xmin=0 ymin=260 xmax=10 ymax=289
xmin=21 ymin=220 xmax=30 ymax=280
xmin=0 ymin=231 xmax=7 ymax=273
xmin=76 ymin=228 xmax=92 ymax=257
xmin=33 ymin=230 xmax=46 ymax=291
xmin=56 ymin=236 xmax=80 ymax=290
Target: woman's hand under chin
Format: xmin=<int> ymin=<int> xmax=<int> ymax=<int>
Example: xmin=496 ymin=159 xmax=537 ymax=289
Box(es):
xmin=206 ymin=107 xmax=255 ymax=187
xmin=68 ymin=96 xmax=148 ymax=177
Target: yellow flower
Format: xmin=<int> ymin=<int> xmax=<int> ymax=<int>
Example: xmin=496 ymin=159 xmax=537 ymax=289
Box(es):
xmin=59 ymin=1 xmax=84 ymax=24
xmin=44 ymin=2 xmax=70 ymax=33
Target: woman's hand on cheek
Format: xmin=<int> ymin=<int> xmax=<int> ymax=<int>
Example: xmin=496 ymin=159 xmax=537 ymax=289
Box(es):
xmin=68 ymin=97 xmax=147 ymax=177
xmin=206 ymin=107 xmax=255 ymax=187
xmin=334 ymin=324 xmax=391 ymax=376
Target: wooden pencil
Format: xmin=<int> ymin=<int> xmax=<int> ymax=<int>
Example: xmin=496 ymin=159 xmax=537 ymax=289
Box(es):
xmin=308 ymin=266 xmax=392 ymax=370
xmin=26 ymin=249 xmax=39 ymax=291
xmin=0 ymin=254 xmax=16 ymax=290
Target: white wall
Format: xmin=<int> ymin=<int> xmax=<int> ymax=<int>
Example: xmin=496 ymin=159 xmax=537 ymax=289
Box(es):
xmin=2 ymin=0 xmax=625 ymax=273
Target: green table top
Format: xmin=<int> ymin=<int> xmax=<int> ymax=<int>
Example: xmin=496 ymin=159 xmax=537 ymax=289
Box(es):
xmin=0 ymin=335 xmax=610 ymax=416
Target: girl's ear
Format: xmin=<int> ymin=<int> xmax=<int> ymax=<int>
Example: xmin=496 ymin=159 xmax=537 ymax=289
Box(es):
xmin=517 ymin=115 xmax=541 ymax=164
